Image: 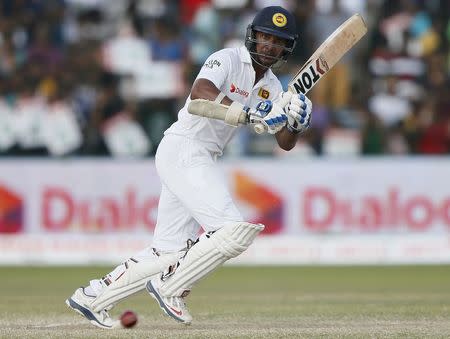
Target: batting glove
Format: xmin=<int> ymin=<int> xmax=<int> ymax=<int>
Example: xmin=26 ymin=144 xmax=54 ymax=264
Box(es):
xmin=248 ymin=100 xmax=287 ymax=134
xmin=285 ymin=93 xmax=312 ymax=134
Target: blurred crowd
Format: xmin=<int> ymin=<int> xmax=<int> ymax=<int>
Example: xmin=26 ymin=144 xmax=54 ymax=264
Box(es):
xmin=0 ymin=0 xmax=448 ymax=158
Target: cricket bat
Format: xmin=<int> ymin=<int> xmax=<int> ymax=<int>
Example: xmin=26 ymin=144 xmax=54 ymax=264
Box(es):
xmin=188 ymin=13 xmax=367 ymax=134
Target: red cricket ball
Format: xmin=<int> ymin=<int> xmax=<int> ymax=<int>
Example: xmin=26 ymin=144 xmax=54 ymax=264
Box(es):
xmin=120 ymin=310 xmax=138 ymax=328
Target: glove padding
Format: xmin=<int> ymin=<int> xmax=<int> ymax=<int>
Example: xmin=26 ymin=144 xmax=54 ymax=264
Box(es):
xmin=248 ymin=100 xmax=287 ymax=134
xmin=285 ymin=93 xmax=312 ymax=133
xmin=280 ymin=92 xmax=312 ymax=134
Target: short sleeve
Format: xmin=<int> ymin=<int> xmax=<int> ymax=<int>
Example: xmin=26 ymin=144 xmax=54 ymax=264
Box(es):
xmin=195 ymin=49 xmax=232 ymax=90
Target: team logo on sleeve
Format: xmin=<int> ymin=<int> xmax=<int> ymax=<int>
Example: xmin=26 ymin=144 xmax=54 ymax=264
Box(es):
xmin=258 ymin=88 xmax=270 ymax=99
xmin=272 ymin=13 xmax=287 ymax=27
xmin=203 ymin=59 xmax=221 ymax=69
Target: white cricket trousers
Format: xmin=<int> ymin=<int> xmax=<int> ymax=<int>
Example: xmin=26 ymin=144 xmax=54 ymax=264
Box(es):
xmin=151 ymin=134 xmax=243 ymax=252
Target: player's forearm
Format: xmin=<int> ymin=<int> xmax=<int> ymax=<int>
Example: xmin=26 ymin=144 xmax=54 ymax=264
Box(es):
xmin=191 ymin=79 xmax=233 ymax=105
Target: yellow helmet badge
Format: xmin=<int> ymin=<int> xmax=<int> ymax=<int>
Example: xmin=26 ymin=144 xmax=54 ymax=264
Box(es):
xmin=272 ymin=13 xmax=287 ymax=27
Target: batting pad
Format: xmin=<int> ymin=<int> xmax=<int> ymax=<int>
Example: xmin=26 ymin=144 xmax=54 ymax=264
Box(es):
xmin=91 ymin=251 xmax=183 ymax=312
xmin=160 ymin=222 xmax=264 ymax=297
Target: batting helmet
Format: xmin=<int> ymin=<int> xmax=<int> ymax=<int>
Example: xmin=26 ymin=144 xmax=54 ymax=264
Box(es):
xmin=245 ymin=6 xmax=298 ymax=66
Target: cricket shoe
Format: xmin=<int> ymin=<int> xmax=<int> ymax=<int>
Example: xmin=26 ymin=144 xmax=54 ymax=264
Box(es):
xmin=65 ymin=287 xmax=120 ymax=329
xmin=146 ymin=278 xmax=192 ymax=325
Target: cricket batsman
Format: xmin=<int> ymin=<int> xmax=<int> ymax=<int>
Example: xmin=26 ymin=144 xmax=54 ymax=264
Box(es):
xmin=66 ymin=5 xmax=312 ymax=328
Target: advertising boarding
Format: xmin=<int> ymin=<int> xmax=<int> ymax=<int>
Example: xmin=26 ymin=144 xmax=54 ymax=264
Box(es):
xmin=1 ymin=159 xmax=449 ymax=264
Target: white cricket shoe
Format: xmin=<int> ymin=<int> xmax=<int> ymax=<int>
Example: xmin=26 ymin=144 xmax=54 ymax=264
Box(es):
xmin=65 ymin=287 xmax=120 ymax=329
xmin=146 ymin=278 xmax=192 ymax=325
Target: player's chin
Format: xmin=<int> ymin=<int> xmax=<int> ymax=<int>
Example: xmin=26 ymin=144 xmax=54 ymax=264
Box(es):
xmin=258 ymin=55 xmax=277 ymax=67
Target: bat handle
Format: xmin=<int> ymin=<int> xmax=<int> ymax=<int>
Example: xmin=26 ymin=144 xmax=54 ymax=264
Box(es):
xmin=254 ymin=124 xmax=265 ymax=134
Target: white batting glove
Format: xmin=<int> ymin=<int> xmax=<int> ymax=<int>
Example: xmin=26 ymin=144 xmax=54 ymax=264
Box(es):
xmin=248 ymin=100 xmax=287 ymax=134
xmin=276 ymin=91 xmax=293 ymax=109
xmin=285 ymin=93 xmax=312 ymax=134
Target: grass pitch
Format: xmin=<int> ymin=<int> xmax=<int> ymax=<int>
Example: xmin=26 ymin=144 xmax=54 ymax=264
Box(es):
xmin=1 ymin=265 xmax=449 ymax=338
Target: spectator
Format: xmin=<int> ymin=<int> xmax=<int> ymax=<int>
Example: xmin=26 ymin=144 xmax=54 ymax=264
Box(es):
xmin=0 ymin=0 xmax=448 ymax=157
xmin=148 ymin=18 xmax=185 ymax=62
xmin=368 ymin=76 xmax=412 ymax=128
xmin=361 ymin=110 xmax=385 ymax=155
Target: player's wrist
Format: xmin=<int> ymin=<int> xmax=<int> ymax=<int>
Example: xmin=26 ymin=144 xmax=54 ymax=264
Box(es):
xmin=286 ymin=121 xmax=302 ymax=134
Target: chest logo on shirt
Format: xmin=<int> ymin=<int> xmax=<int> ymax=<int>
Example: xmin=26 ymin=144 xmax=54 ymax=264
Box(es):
xmin=230 ymin=83 xmax=249 ymax=98
xmin=258 ymin=88 xmax=270 ymax=99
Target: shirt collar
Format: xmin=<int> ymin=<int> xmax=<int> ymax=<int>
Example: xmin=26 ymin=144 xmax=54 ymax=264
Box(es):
xmin=239 ymin=46 xmax=252 ymax=64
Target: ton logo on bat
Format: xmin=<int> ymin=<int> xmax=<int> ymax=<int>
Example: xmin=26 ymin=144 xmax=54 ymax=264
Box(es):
xmin=292 ymin=56 xmax=329 ymax=94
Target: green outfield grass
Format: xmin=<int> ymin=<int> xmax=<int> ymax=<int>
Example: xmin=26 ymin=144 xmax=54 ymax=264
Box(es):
xmin=1 ymin=265 xmax=450 ymax=338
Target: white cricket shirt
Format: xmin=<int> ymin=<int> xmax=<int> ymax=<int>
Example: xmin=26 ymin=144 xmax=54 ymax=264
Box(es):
xmin=164 ymin=46 xmax=283 ymax=155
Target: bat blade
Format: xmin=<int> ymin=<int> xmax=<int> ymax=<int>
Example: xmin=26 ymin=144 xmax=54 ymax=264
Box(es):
xmin=288 ymin=13 xmax=367 ymax=95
